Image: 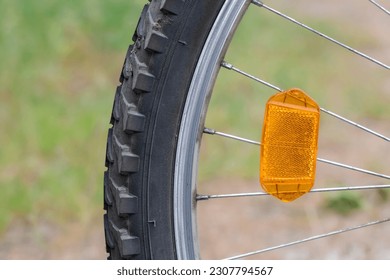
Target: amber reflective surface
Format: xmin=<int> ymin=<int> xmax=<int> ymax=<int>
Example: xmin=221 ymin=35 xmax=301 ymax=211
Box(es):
xmin=260 ymin=89 xmax=320 ymax=202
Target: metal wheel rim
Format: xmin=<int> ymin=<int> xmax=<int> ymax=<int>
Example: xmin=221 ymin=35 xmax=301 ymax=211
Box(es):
xmin=174 ymin=0 xmax=250 ymax=260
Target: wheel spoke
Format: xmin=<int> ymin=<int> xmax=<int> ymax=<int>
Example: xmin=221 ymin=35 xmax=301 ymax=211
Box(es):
xmin=197 ymin=184 xmax=390 ymax=201
xmin=369 ymin=0 xmax=390 ymax=16
xmin=203 ymin=127 xmax=390 ymax=180
xmin=221 ymin=61 xmax=390 ymax=142
xmin=319 ymin=108 xmax=390 ymax=142
xmin=205 ymin=0 xmax=390 ymax=260
xmin=221 ymin=61 xmax=282 ymax=92
xmin=251 ymin=0 xmax=390 ymax=70
xmin=225 ymin=217 xmax=390 ymax=259
xmin=203 ymin=127 xmax=261 ymax=146
xmin=317 ymin=158 xmax=390 ymax=180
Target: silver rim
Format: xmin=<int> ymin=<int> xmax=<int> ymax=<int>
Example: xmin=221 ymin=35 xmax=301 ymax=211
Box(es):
xmin=173 ymin=0 xmax=250 ymax=260
xmin=174 ymin=0 xmax=390 ymax=260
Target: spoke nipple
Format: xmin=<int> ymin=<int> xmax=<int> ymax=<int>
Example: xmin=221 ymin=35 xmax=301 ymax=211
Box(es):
xmin=221 ymin=61 xmax=233 ymax=70
xmin=203 ymin=127 xmax=216 ymax=135
xmin=196 ymin=194 xmax=209 ymax=201
xmin=251 ymin=0 xmax=264 ymax=7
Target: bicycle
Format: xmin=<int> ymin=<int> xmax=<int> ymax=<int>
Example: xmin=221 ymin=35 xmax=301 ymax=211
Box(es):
xmin=103 ymin=0 xmax=390 ymax=259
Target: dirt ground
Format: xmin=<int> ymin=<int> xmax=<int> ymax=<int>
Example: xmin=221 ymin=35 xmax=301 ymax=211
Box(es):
xmin=197 ymin=178 xmax=390 ymax=260
xmin=1 ymin=0 xmax=389 ymax=260
xmin=1 ymin=176 xmax=389 ymax=260
xmin=2 ymin=128 xmax=390 ymax=260
xmin=0 ymin=218 xmax=106 ymax=260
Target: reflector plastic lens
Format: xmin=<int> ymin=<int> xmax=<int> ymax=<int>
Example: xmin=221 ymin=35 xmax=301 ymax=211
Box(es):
xmin=260 ymin=88 xmax=320 ymax=202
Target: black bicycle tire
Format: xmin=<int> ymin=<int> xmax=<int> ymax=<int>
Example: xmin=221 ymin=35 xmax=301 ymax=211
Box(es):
xmin=103 ymin=0 xmax=229 ymax=260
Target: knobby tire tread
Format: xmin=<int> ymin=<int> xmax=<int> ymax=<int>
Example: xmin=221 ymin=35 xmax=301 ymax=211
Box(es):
xmin=103 ymin=0 xmax=226 ymax=260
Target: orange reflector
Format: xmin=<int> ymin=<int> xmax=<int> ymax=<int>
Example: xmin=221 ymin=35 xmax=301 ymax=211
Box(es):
xmin=260 ymin=88 xmax=320 ymax=202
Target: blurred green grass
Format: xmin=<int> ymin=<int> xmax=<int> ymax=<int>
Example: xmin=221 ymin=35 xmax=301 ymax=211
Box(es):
xmin=0 ymin=0 xmax=145 ymax=231
xmin=0 ymin=0 xmax=388 ymax=232
xmin=199 ymin=4 xmax=389 ymax=182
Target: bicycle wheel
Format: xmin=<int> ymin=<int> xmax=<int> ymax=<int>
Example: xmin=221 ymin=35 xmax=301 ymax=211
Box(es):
xmin=103 ymin=0 xmax=247 ymax=259
xmin=104 ymin=0 xmax=390 ymax=259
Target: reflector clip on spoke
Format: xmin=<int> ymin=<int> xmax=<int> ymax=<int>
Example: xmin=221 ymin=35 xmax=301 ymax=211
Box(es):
xmin=260 ymin=88 xmax=320 ymax=202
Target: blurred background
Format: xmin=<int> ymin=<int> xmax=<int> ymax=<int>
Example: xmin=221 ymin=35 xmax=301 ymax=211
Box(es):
xmin=0 ymin=0 xmax=389 ymax=259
